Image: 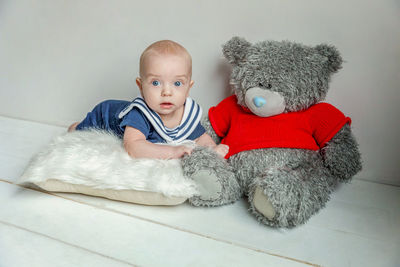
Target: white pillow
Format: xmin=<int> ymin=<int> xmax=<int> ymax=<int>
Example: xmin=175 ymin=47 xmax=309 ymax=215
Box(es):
xmin=18 ymin=130 xmax=198 ymax=205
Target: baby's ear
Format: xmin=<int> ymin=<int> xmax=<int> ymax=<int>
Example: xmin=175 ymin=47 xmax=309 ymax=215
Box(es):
xmin=188 ymin=80 xmax=194 ymax=92
xmin=315 ymin=44 xmax=343 ymax=73
xmin=222 ymin=37 xmax=252 ymax=65
xmin=136 ymin=77 xmax=143 ymax=92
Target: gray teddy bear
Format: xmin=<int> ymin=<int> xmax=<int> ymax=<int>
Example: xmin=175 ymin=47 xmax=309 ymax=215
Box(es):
xmin=182 ymin=37 xmax=362 ymax=228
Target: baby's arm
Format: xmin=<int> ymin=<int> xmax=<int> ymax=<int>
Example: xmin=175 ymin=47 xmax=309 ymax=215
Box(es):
xmin=123 ymin=126 xmax=193 ymax=159
xmin=196 ymin=133 xmax=229 ymax=158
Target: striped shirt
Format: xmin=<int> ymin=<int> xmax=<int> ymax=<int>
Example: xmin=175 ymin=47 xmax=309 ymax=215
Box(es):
xmin=119 ymin=96 xmax=204 ymax=144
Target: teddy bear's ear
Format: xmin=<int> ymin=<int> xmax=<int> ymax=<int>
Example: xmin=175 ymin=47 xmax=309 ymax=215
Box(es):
xmin=315 ymin=44 xmax=343 ymax=73
xmin=222 ymin=37 xmax=252 ymax=65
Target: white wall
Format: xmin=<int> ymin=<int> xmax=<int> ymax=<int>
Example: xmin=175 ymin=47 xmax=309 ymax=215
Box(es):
xmin=1 ymin=0 xmax=399 ymax=185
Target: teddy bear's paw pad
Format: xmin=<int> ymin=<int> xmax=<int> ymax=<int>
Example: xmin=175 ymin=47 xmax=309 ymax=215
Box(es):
xmin=191 ymin=169 xmax=222 ymax=200
xmin=253 ymin=186 xmax=276 ymax=220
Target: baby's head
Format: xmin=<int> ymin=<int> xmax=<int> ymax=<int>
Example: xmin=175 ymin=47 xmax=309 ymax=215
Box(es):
xmin=139 ymin=40 xmax=192 ymax=78
xmin=136 ymin=40 xmax=194 ymax=120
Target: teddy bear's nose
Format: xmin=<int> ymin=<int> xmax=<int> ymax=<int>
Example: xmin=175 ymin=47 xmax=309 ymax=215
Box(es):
xmin=253 ymin=96 xmax=266 ymax=107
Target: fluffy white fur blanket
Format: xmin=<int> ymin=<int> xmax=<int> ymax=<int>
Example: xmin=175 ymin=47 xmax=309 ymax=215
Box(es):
xmin=18 ymin=130 xmax=198 ymax=198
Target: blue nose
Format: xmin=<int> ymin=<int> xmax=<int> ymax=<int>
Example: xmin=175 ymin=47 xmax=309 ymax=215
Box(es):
xmin=253 ymin=96 xmax=266 ymax=107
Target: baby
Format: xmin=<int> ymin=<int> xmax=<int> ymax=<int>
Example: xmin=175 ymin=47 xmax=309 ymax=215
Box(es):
xmin=69 ymin=40 xmax=228 ymax=159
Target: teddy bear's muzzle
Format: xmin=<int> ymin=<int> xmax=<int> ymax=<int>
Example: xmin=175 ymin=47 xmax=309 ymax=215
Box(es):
xmin=245 ymin=87 xmax=286 ymax=117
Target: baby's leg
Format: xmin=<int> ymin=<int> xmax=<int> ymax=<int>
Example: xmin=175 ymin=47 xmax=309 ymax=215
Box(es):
xmin=68 ymin=122 xmax=80 ymax=132
xmin=69 ymin=100 xmax=129 ymax=134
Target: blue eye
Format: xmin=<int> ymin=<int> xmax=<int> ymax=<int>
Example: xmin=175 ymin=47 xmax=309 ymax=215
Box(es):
xmin=174 ymin=81 xmax=182 ymax=86
xmin=152 ymin=80 xmax=160 ymax=86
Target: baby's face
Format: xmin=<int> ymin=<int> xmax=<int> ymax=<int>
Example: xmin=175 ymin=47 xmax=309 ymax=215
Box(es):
xmin=137 ymin=52 xmax=193 ymax=122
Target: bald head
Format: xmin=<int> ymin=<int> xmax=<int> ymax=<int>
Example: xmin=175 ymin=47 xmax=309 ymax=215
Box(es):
xmin=139 ymin=40 xmax=192 ymax=78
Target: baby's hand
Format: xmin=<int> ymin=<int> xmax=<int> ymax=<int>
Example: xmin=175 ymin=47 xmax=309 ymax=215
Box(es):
xmin=173 ymin=145 xmax=194 ymax=158
xmin=213 ymin=144 xmax=229 ymax=158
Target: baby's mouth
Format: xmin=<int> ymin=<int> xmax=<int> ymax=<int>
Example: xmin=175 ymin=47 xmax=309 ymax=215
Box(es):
xmin=160 ymin=102 xmax=174 ymax=109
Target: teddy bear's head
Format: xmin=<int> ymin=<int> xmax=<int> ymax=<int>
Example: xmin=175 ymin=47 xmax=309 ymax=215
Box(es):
xmin=222 ymin=37 xmax=343 ymax=117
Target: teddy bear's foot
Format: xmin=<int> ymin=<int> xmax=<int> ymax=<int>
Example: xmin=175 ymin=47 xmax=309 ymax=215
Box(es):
xmin=181 ymin=147 xmax=242 ymax=207
xmin=190 ymin=169 xmax=222 ymax=201
xmin=188 ymin=166 xmax=241 ymax=207
xmin=253 ymin=186 xmax=275 ymax=220
xmin=247 ymin=158 xmax=338 ymax=228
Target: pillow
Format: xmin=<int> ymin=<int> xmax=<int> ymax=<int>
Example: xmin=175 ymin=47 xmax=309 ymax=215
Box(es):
xmin=18 ymin=130 xmax=198 ymax=205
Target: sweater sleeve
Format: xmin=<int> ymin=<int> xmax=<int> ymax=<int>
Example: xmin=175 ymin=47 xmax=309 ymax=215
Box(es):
xmin=309 ymin=103 xmax=352 ymax=148
xmin=208 ymin=96 xmax=236 ymax=138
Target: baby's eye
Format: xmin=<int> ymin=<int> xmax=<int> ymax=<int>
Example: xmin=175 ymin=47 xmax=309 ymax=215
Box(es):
xmin=152 ymin=80 xmax=160 ymax=86
xmin=174 ymin=81 xmax=182 ymax=87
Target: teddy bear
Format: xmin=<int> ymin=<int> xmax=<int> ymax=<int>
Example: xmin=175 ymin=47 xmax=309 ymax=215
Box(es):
xmin=182 ymin=37 xmax=362 ymax=228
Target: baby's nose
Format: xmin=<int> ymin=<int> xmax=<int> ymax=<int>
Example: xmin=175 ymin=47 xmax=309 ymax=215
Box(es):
xmin=253 ymin=96 xmax=266 ymax=107
xmin=161 ymin=85 xmax=172 ymax=96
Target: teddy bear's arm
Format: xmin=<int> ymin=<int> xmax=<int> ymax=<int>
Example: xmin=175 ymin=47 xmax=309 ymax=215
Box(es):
xmin=201 ymin=117 xmax=222 ymax=144
xmin=320 ymin=124 xmax=362 ymax=181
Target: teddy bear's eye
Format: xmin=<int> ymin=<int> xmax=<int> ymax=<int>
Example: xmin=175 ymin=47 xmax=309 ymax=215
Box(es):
xmin=259 ymin=82 xmax=272 ymax=89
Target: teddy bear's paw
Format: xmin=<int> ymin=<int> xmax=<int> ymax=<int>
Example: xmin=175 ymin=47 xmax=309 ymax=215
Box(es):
xmin=253 ymin=186 xmax=276 ymax=220
xmin=191 ymin=169 xmax=222 ymax=201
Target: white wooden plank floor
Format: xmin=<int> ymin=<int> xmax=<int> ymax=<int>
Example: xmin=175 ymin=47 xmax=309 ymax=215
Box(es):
xmin=0 ymin=115 xmax=399 ymax=267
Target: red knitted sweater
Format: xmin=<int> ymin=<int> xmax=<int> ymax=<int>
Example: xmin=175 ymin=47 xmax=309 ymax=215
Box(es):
xmin=208 ymin=95 xmax=351 ymax=159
